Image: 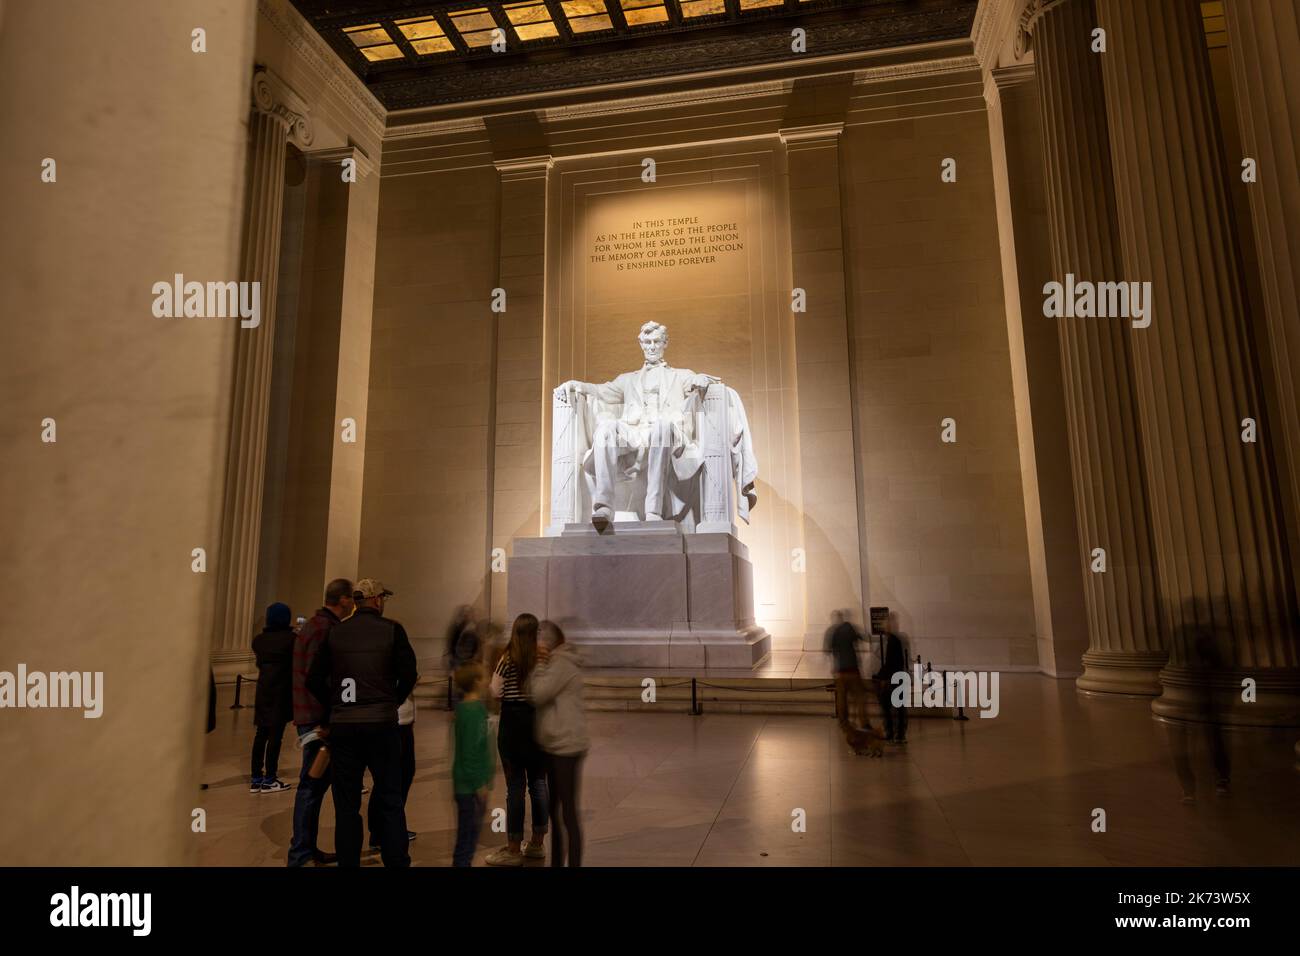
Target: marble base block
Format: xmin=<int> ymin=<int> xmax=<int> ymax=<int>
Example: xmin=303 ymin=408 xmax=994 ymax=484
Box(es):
xmin=508 ymin=523 xmax=771 ymax=669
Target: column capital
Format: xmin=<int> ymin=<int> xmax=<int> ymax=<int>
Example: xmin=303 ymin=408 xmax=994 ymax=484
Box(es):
xmin=308 ymin=144 xmax=375 ymax=179
xmin=778 ymin=122 xmax=843 ymax=149
xmin=1015 ymin=0 xmax=1070 ymax=59
xmin=494 ymin=154 xmax=554 ymax=181
xmin=252 ymin=66 xmax=314 ymax=149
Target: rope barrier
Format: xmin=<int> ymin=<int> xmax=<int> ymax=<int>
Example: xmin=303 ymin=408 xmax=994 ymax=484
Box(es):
xmin=229 ymin=672 xmax=260 ymax=709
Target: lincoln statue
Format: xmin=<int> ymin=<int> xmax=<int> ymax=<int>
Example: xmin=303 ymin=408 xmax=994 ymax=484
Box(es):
xmin=553 ymin=321 xmax=758 ymax=531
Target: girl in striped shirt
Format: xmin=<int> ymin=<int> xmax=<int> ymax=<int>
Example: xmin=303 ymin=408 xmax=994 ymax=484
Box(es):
xmin=484 ymin=613 xmax=550 ymax=865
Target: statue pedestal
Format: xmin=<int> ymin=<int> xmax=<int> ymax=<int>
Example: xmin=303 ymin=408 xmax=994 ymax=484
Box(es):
xmin=507 ymin=522 xmax=770 ymax=669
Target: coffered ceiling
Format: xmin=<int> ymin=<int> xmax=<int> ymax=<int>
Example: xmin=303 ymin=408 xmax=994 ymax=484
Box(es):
xmin=290 ymin=0 xmax=980 ymax=109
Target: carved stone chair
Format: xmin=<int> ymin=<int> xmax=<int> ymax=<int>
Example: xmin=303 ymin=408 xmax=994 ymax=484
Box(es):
xmin=547 ymin=381 xmax=738 ymax=535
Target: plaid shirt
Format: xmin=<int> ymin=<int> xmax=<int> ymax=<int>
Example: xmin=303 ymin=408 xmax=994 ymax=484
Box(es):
xmin=293 ymin=606 xmax=341 ymax=727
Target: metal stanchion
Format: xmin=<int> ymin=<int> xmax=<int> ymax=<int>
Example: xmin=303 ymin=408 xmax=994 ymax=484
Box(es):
xmin=690 ymin=677 xmax=701 ymax=716
xmin=230 ymin=673 xmax=245 ymax=709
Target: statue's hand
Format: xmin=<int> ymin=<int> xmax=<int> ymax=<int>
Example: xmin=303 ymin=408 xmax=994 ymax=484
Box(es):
xmin=690 ymin=373 xmax=719 ymax=392
xmin=555 ymin=380 xmax=584 ymax=403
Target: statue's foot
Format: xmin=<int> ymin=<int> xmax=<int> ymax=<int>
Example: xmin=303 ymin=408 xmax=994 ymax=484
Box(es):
xmin=645 ymin=512 xmax=663 ymax=521
xmin=592 ymin=504 xmax=612 ymax=530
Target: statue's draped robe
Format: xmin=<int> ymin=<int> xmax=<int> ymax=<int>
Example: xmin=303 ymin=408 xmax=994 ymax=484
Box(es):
xmin=575 ymin=363 xmax=758 ymax=529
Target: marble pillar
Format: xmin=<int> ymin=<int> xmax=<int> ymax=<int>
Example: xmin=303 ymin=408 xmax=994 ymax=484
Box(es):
xmin=982 ymin=61 xmax=1090 ymax=678
xmin=0 ymin=0 xmax=255 ymax=864
xmin=1224 ymin=0 xmax=1300 ymax=574
xmin=780 ymin=123 xmax=867 ymax=648
xmin=212 ymin=68 xmax=313 ymax=680
xmin=1097 ymin=0 xmax=1300 ymax=726
xmin=490 ymin=155 xmax=552 ymax=623
xmin=1029 ymin=0 xmax=1166 ymax=694
xmin=316 ymin=146 xmax=379 ymax=589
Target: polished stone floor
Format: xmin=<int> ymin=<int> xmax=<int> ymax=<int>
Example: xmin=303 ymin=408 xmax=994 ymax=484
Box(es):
xmin=197 ymin=673 xmax=1300 ymax=866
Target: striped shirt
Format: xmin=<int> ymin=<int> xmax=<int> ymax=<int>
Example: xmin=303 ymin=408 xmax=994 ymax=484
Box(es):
xmin=495 ymin=654 xmax=527 ymax=701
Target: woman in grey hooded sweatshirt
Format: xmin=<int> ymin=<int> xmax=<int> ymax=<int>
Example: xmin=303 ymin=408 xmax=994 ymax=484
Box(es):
xmin=529 ymin=620 xmax=589 ymax=866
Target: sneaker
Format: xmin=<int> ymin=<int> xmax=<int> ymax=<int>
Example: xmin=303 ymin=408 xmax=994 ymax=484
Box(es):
xmin=484 ymin=846 xmax=524 ymax=867
xmin=407 ymin=830 xmax=417 ymax=843
xmin=260 ymin=778 xmax=293 ymax=793
xmin=522 ymin=841 xmax=546 ymax=859
xmin=250 ymin=777 xmax=264 ymax=794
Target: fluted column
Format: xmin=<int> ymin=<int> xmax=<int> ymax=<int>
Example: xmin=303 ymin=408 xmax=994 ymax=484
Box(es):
xmin=1224 ymin=0 xmax=1300 ymax=572
xmin=1028 ymin=0 xmax=1166 ymax=694
xmin=211 ymin=68 xmax=313 ymax=679
xmin=1097 ymin=0 xmax=1300 ymax=726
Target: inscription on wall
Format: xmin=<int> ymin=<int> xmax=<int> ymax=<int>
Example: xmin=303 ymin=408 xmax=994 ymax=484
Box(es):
xmin=588 ymin=215 xmax=745 ymax=272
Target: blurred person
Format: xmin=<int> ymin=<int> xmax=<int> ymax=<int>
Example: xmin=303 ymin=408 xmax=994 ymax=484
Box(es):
xmin=444 ymin=605 xmax=482 ymax=711
xmin=825 ymin=609 xmax=864 ymax=727
xmin=484 ymin=613 xmax=549 ymax=866
xmin=451 ymin=661 xmax=494 ymax=866
xmin=251 ymin=602 xmax=296 ymax=794
xmin=206 ymin=667 xmax=217 ymax=734
xmin=201 ymin=668 xmax=217 ymax=791
xmin=307 ymin=578 xmax=418 ymax=868
xmin=873 ymin=627 xmax=909 ymax=744
xmin=530 ymin=620 xmax=589 ymax=867
xmin=1167 ymin=597 xmax=1232 ymax=802
xmin=287 ymin=577 xmax=353 ymax=867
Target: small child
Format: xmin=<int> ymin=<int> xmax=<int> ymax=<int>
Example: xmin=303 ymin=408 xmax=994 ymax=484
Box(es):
xmin=451 ymin=662 xmax=494 ymax=867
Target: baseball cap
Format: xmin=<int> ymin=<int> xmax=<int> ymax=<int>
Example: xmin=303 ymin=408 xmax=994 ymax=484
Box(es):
xmin=354 ymin=578 xmax=394 ymax=599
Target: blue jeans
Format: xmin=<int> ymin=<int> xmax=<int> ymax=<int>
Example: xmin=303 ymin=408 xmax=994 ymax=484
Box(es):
xmin=286 ymin=726 xmax=331 ymax=867
xmin=453 ymin=793 xmax=485 ymax=867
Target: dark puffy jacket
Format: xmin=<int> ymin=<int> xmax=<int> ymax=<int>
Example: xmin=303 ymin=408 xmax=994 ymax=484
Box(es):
xmin=253 ymin=626 xmax=295 ymax=727
xmin=307 ymin=607 xmax=418 ymax=725
xmin=874 ymin=632 xmax=907 ymax=681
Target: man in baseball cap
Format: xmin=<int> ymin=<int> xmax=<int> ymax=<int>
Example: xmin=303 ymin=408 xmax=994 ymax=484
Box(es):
xmin=353 ymin=578 xmax=393 ymax=601
xmin=307 ymin=575 xmax=417 ymax=867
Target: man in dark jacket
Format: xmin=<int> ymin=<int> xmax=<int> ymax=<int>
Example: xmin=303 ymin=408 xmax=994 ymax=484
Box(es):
xmin=286 ymin=578 xmax=353 ymax=867
xmin=873 ymin=630 xmax=909 ymax=744
xmin=308 ymin=578 xmax=418 ymax=868
xmin=251 ymin=603 xmax=296 ymax=793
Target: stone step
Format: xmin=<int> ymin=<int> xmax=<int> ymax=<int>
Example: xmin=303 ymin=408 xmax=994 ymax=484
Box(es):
xmin=413 ymin=670 xmax=962 ymax=719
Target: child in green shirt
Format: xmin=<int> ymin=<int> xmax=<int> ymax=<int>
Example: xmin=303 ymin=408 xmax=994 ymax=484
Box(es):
xmin=452 ymin=662 xmax=494 ymax=866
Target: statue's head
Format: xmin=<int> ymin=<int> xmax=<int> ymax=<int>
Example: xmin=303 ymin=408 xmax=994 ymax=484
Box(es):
xmin=639 ymin=321 xmax=668 ymax=364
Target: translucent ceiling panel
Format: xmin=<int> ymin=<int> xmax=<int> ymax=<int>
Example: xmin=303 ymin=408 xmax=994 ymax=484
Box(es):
xmin=680 ymin=0 xmax=726 ymax=17
xmin=343 ymin=24 xmax=391 ymax=47
xmin=394 ymin=15 xmax=455 ymax=54
xmin=619 ymin=0 xmax=670 ymax=27
xmin=343 ymin=23 xmax=406 ymax=62
xmin=504 ymin=1 xmax=560 ymax=40
xmin=561 ymin=0 xmax=614 ymax=33
xmin=449 ymin=7 xmax=501 ymax=48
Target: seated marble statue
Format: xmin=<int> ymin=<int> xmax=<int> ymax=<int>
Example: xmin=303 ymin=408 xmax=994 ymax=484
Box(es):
xmin=554 ymin=321 xmax=758 ymax=531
